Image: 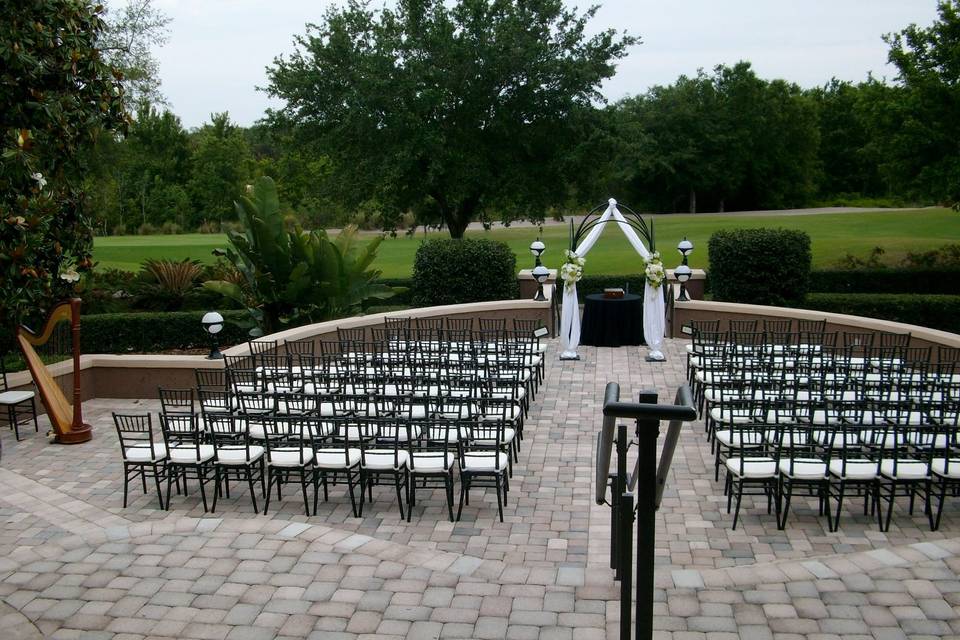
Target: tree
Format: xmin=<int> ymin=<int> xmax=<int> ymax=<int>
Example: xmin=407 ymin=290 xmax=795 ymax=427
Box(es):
xmin=883 ymin=0 xmax=960 ymax=203
xmin=265 ymin=0 xmax=636 ymax=238
xmin=124 ymin=103 xmax=192 ymax=229
xmin=188 ymin=113 xmax=254 ymax=228
xmin=610 ymin=63 xmax=819 ymax=213
xmin=100 ymin=0 xmax=171 ymax=105
xmin=0 ymin=0 xmax=127 ymax=326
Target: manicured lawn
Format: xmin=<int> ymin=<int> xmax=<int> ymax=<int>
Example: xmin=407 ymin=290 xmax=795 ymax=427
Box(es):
xmin=93 ymin=208 xmax=960 ymax=277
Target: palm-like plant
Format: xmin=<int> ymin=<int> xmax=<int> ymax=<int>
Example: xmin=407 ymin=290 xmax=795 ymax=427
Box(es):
xmin=134 ymin=258 xmax=205 ymax=310
xmin=203 ymin=176 xmax=393 ymax=335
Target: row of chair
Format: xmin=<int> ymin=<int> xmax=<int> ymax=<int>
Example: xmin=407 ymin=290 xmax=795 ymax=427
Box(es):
xmin=115 ymin=318 xmax=550 ymax=522
xmin=687 ymin=323 xmax=960 ymax=532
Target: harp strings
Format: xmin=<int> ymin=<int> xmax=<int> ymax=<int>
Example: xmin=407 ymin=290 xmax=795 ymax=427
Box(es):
xmin=36 ymin=316 xmax=73 ymax=399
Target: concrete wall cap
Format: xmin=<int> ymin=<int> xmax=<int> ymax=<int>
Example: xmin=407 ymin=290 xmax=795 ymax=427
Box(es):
xmin=676 ymin=299 xmax=960 ymax=347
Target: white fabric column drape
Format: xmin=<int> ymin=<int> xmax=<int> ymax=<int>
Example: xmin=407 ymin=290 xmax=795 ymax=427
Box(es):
xmin=558 ymin=198 xmax=666 ymax=360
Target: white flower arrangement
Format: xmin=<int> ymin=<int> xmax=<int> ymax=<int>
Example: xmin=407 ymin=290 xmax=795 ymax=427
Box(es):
xmin=644 ymin=251 xmax=665 ymax=289
xmin=560 ymin=249 xmax=585 ymax=291
xmin=59 ymin=268 xmax=81 ymax=283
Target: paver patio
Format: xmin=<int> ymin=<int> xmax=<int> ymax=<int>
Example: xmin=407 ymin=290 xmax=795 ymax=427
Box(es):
xmin=2 ymin=338 xmax=960 ymax=638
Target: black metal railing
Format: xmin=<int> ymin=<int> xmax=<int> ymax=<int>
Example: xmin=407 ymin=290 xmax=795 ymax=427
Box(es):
xmin=595 ymin=382 xmax=698 ymax=640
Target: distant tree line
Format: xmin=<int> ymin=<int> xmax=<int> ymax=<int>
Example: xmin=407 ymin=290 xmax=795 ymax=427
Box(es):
xmin=81 ymin=0 xmax=960 ymax=237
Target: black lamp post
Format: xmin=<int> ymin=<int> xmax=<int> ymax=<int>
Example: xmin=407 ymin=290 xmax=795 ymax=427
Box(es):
xmin=201 ymin=311 xmax=225 ymax=360
xmin=676 ymin=237 xmax=694 ymax=302
xmin=532 ymin=264 xmax=549 ymax=301
xmin=530 ymin=239 xmax=545 ymax=267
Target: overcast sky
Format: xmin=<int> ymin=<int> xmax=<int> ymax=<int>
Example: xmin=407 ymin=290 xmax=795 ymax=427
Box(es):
xmin=148 ymin=0 xmax=941 ymax=129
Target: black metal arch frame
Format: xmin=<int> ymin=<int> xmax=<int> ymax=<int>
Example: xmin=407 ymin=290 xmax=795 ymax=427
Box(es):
xmin=567 ymin=201 xmax=656 ymax=254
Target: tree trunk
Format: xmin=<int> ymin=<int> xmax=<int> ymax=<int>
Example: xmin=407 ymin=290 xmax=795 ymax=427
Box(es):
xmin=440 ymin=194 xmax=480 ymax=239
xmin=719 ymin=198 xmax=725 ymax=213
xmin=689 ymin=189 xmax=697 ymax=214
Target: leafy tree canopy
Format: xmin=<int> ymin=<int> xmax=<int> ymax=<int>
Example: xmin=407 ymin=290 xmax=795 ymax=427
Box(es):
xmin=100 ymin=0 xmax=171 ymax=105
xmin=883 ymin=0 xmax=960 ymax=203
xmin=264 ymin=0 xmax=636 ymax=238
xmin=0 ymin=0 xmax=127 ymax=326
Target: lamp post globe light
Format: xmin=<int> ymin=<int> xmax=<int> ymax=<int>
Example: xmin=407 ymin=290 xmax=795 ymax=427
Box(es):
xmin=532 ymin=264 xmax=550 ymax=301
xmin=201 ymin=311 xmax=225 ymax=360
xmin=675 ymin=237 xmax=694 ymax=302
xmin=675 ymin=264 xmax=692 ymax=302
xmin=677 ymin=237 xmax=693 ymax=261
xmin=529 ymin=239 xmax=546 ymax=267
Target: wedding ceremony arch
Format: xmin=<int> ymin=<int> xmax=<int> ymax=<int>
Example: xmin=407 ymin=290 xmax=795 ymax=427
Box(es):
xmin=558 ymin=198 xmax=666 ymax=361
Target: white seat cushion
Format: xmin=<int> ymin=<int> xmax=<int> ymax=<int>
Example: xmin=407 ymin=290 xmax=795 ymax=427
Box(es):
xmin=0 ymin=390 xmax=34 ymax=404
xmin=481 ymin=406 xmax=522 ymax=422
xmin=778 ymin=458 xmax=826 ymax=479
xmin=411 ymin=452 xmax=455 ymax=473
xmin=715 ymin=429 xmax=763 ymax=448
xmin=361 ymin=449 xmax=410 ymax=470
xmin=216 ymin=445 xmax=264 ymax=465
xmin=725 ymin=457 xmax=776 ymax=478
xmin=931 ymin=458 xmax=960 ymax=479
xmin=124 ymin=444 xmax=167 ymax=463
xmin=462 ymin=452 xmax=509 ymax=472
xmin=880 ymin=459 xmax=929 ymax=480
xmin=314 ymin=448 xmax=361 ymax=469
xmin=709 ymin=407 xmax=753 ymax=424
xmin=814 ymin=430 xmax=859 ymax=448
xmin=907 ymin=431 xmax=948 ymax=449
xmin=705 ymin=389 xmax=744 ymax=403
xmin=475 ymin=427 xmax=516 ymax=444
xmin=828 ymin=458 xmax=878 ymax=479
xmin=764 ymin=430 xmax=809 ymax=447
xmin=490 ymin=386 xmax=526 ymax=400
xmin=268 ymin=448 xmax=314 ymax=467
xmin=169 ymin=444 xmax=214 ymax=464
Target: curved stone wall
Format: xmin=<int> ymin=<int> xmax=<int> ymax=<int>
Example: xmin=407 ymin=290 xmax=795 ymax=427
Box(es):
xmin=671 ymin=299 xmax=960 ymax=354
xmin=7 ymin=298 xmax=552 ymax=403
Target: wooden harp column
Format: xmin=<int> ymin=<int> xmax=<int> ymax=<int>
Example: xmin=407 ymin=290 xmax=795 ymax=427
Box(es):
xmin=15 ymin=298 xmax=92 ymax=444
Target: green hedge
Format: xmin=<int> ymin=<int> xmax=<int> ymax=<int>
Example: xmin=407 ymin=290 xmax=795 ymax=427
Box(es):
xmin=809 ymin=269 xmax=960 ymax=295
xmin=412 ymin=238 xmax=518 ymax=307
xmin=709 ymin=228 xmax=811 ymax=306
xmin=80 ymin=310 xmax=250 ymax=354
xmin=797 ymin=293 xmax=960 ymax=334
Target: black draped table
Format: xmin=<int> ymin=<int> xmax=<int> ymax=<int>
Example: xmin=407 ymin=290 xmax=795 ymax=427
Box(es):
xmin=579 ymin=293 xmax=645 ymax=347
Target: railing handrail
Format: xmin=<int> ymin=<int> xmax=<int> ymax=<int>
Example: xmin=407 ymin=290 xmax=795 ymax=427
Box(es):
xmin=595 ymin=383 xmax=697 ymax=505
xmin=602 ymin=387 xmax=697 ymax=421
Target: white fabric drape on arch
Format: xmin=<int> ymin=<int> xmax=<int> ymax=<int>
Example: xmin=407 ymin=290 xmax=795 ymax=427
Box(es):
xmin=558 ymin=198 xmax=666 ymax=360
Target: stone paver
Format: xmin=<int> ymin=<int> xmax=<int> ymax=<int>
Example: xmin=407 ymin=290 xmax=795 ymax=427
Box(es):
xmin=1 ymin=338 xmax=960 ymax=638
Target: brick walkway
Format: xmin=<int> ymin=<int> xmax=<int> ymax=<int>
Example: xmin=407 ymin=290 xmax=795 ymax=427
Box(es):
xmin=0 ymin=338 xmax=959 ymax=638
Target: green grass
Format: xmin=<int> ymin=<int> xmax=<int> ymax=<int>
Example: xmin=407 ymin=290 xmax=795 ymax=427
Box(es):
xmin=93 ymin=208 xmax=960 ymax=277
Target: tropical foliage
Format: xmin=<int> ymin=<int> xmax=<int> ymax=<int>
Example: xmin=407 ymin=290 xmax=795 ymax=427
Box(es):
xmin=203 ymin=177 xmax=394 ymax=335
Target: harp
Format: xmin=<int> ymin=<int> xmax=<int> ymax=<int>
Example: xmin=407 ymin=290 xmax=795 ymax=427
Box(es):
xmin=15 ymin=298 xmax=93 ymax=444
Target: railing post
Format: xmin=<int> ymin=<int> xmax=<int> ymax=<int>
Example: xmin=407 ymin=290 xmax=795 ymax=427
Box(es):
xmin=635 ymin=390 xmax=659 ymax=640
xmin=619 ymin=487 xmax=634 ymax=640
xmin=614 ymin=423 xmax=628 ymax=578
xmin=610 ymin=472 xmax=619 ymax=575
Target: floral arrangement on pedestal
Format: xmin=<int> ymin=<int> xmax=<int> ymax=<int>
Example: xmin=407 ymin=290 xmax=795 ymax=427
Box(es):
xmin=643 ymin=251 xmax=665 ymax=288
xmin=560 ymin=249 xmax=585 ymax=291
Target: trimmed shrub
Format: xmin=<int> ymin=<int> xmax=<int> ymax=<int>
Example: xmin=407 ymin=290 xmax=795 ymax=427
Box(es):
xmin=412 ymin=239 xmax=518 ymax=306
xmin=80 ymin=310 xmax=250 ymax=354
xmin=809 ymin=269 xmax=960 ymax=295
xmin=709 ymin=228 xmax=811 ymax=306
xmin=797 ymin=293 xmax=960 ymax=334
